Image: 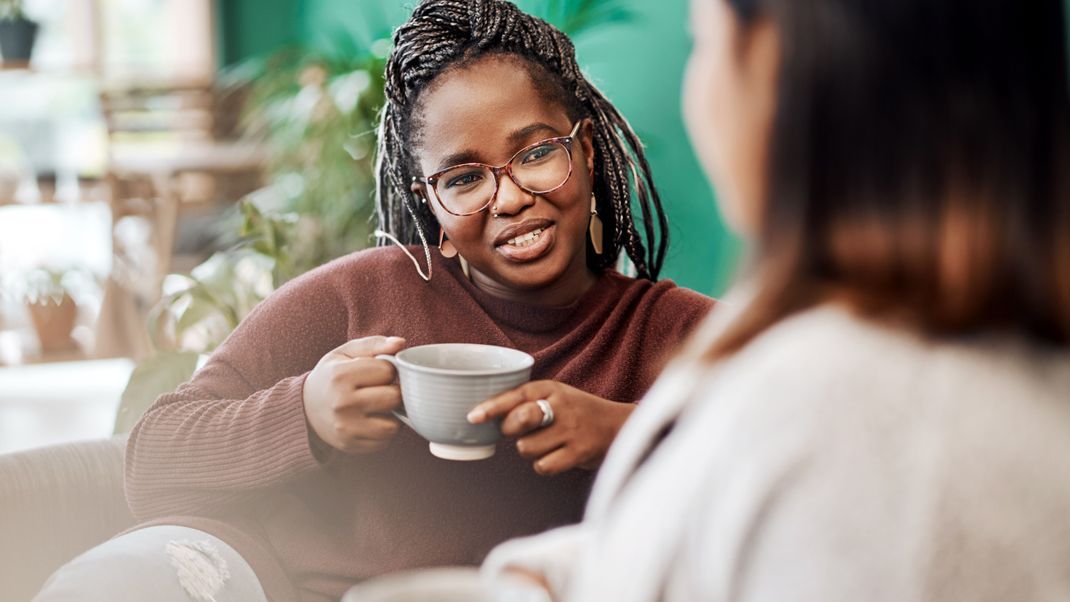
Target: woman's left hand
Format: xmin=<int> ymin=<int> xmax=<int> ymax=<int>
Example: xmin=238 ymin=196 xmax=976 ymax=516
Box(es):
xmin=467 ymin=381 xmax=634 ymax=476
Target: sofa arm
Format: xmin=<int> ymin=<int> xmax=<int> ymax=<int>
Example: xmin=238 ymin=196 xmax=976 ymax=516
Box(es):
xmin=0 ymin=435 xmax=136 ymax=601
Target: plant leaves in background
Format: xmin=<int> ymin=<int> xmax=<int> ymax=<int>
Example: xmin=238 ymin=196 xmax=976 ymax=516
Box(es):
xmin=230 ymin=44 xmax=386 ymax=283
xmin=114 ymin=351 xmax=200 ymax=434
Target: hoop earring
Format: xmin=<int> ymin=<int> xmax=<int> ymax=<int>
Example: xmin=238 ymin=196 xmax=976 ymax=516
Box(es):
xmin=588 ymin=193 xmax=604 ymax=255
xmin=438 ymin=228 xmax=458 ymax=258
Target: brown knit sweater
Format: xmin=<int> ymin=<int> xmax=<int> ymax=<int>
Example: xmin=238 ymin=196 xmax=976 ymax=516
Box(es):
xmin=124 ymin=247 xmax=713 ymax=602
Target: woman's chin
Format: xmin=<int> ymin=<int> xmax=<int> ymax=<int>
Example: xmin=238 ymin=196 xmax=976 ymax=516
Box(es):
xmin=492 ymin=252 xmax=581 ymax=293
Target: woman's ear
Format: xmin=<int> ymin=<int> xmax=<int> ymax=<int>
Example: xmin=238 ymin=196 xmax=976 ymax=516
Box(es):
xmin=411 ymin=180 xmax=435 ymax=211
xmin=581 ymin=118 xmax=596 ymax=176
xmin=411 ymin=180 xmax=444 ymax=223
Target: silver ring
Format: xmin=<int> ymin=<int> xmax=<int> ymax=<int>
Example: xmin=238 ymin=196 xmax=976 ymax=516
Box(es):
xmin=535 ymin=399 xmax=554 ymax=428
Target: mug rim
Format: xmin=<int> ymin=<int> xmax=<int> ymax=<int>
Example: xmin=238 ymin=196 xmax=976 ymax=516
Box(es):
xmin=395 ymin=343 xmax=534 ymax=377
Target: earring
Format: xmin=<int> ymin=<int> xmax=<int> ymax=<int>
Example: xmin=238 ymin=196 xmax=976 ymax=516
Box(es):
xmin=372 ymin=194 xmax=433 ymax=282
xmin=588 ymin=193 xmax=604 ymax=255
xmin=438 ymin=228 xmax=458 ymax=258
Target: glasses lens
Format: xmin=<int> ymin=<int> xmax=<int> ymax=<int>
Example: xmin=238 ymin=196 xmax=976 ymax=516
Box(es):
xmin=434 ymin=165 xmax=496 ymax=214
xmin=511 ymin=142 xmax=571 ymax=193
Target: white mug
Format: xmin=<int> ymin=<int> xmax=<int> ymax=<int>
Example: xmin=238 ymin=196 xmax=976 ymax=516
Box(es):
xmin=377 ymin=343 xmax=534 ymax=461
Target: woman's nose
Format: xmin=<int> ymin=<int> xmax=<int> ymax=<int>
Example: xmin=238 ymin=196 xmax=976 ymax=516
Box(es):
xmin=492 ymin=172 xmax=536 ymax=216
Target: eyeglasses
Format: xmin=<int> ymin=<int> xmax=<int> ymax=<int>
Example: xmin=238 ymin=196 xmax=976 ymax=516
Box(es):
xmin=413 ymin=121 xmax=582 ymax=217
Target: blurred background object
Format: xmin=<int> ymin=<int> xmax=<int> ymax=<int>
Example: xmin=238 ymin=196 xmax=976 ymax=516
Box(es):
xmin=0 ymin=0 xmax=40 ymax=68
xmin=0 ymin=0 xmax=736 ymax=454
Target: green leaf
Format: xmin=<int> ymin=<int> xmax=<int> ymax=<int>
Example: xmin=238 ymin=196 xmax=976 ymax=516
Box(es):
xmin=175 ymin=290 xmax=223 ymax=335
xmin=114 ymin=351 xmax=201 ymax=434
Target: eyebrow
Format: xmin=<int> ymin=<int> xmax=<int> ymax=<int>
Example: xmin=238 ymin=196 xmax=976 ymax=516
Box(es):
xmin=506 ymin=122 xmax=560 ymax=146
xmin=433 ymin=122 xmax=563 ymax=173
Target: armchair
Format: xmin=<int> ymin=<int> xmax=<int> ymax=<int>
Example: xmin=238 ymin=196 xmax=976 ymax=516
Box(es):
xmin=0 ymin=436 xmax=134 ymax=601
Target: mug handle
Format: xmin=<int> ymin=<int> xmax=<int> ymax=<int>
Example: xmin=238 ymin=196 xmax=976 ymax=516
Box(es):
xmin=375 ymin=354 xmax=414 ymax=429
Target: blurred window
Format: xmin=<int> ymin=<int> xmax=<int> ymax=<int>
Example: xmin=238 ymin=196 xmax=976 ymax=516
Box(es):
xmin=0 ymin=0 xmax=216 ymax=179
xmin=22 ymin=0 xmax=215 ymax=83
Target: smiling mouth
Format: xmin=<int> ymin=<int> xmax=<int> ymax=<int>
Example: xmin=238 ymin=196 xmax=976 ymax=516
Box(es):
xmin=504 ymin=227 xmax=546 ymax=248
xmin=494 ymin=223 xmax=556 ymax=262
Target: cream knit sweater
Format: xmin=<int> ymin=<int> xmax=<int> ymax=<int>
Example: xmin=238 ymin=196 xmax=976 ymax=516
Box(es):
xmin=486 ymin=303 xmax=1070 ymax=601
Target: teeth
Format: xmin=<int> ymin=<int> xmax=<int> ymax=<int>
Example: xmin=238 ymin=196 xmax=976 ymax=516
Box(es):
xmin=507 ymin=227 xmax=545 ymax=247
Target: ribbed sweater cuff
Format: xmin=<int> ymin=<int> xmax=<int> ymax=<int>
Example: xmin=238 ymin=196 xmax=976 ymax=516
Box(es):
xmin=126 ymin=373 xmax=326 ymax=507
xmin=270 ymin=372 xmax=326 ymax=476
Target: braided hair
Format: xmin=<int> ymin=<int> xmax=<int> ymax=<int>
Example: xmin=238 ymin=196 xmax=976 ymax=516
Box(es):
xmin=375 ymin=0 xmax=669 ymax=280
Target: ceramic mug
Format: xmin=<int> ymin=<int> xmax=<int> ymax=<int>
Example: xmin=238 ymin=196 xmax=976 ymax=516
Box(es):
xmin=376 ymin=343 xmax=534 ymax=461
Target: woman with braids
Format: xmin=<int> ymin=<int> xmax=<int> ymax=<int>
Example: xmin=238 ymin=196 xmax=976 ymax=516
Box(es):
xmin=33 ymin=1 xmax=712 ymax=601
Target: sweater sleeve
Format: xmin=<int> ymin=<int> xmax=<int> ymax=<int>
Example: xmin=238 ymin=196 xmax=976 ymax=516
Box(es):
xmin=124 ymin=262 xmax=352 ymax=520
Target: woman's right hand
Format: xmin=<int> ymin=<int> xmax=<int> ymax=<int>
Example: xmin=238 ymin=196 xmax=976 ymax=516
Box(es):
xmin=302 ymin=335 xmax=407 ymax=454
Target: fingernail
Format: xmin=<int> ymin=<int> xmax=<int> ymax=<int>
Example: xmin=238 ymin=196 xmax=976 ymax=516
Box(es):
xmin=467 ymin=407 xmax=485 ymax=423
xmin=387 ymin=336 xmax=405 ymax=345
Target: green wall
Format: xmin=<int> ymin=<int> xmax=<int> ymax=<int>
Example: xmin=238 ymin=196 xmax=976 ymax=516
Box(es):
xmin=218 ymin=0 xmax=301 ymax=66
xmin=220 ymin=0 xmax=740 ymax=296
xmin=565 ymin=0 xmax=740 ymax=295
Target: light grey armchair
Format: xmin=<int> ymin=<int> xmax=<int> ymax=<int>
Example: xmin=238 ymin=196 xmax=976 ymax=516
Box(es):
xmin=0 ymin=436 xmax=135 ymax=601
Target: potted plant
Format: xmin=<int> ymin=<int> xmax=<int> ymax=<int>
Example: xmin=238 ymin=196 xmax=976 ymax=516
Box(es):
xmin=8 ymin=266 xmax=93 ymax=353
xmin=0 ymin=1 xmax=38 ymax=66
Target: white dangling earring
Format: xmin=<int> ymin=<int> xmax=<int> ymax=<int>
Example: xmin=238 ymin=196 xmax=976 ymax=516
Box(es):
xmin=372 ymin=195 xmax=433 ymax=282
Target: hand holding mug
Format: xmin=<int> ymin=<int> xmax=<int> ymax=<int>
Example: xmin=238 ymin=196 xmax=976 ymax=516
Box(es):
xmin=468 ymin=381 xmax=635 ymax=476
xmin=302 ymin=335 xmax=406 ymax=454
xmin=378 ymin=344 xmax=533 ymax=461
